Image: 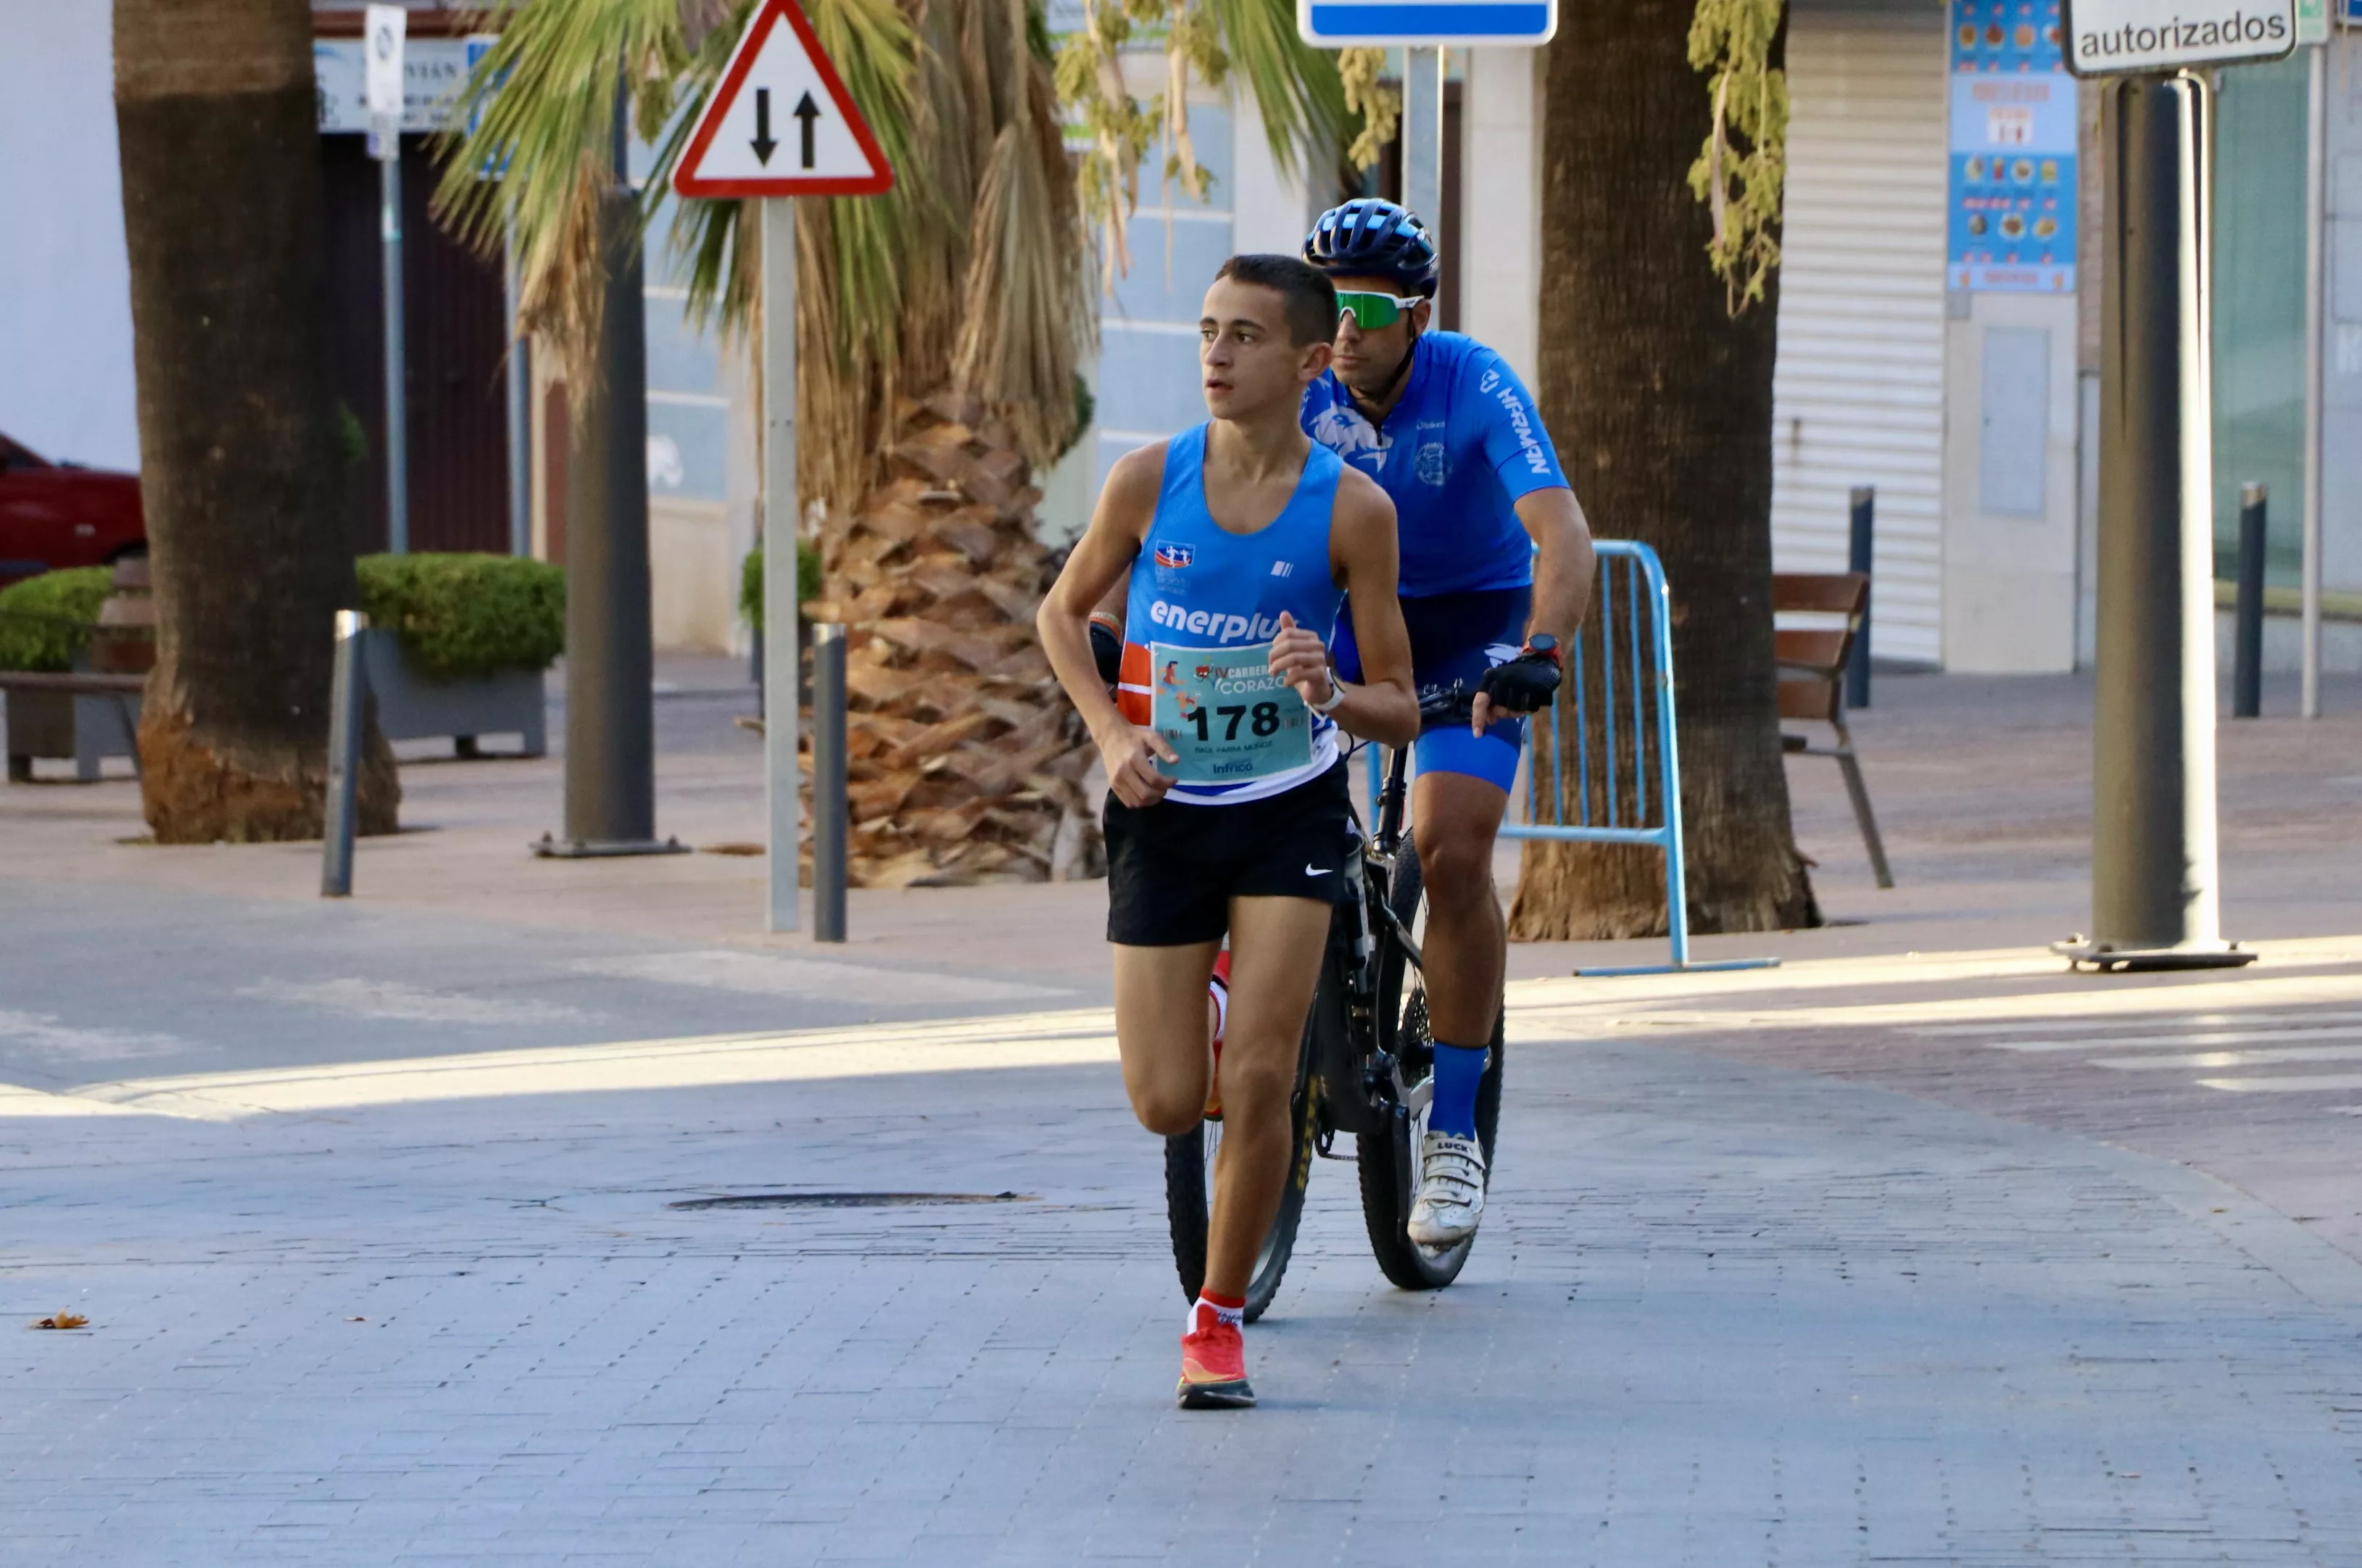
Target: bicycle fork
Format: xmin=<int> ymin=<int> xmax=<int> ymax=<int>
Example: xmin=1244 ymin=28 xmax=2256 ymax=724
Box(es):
xmin=1311 ymin=842 xmax=1398 ymax=1148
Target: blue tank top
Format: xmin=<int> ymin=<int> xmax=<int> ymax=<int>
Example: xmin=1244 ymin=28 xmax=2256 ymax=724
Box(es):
xmin=1117 ymin=424 xmax=1346 ymax=805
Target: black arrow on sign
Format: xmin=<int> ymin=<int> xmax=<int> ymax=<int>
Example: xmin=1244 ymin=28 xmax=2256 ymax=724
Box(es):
xmin=794 ymin=91 xmax=820 ymax=170
xmin=750 ymin=87 xmax=776 ymax=165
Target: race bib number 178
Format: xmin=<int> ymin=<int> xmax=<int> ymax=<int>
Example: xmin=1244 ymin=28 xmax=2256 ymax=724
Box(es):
xmin=1148 ymin=639 xmax=1311 ymax=785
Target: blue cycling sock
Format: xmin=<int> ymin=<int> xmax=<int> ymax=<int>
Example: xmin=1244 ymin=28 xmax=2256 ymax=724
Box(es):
xmin=1428 ymin=1041 xmax=1487 ymax=1140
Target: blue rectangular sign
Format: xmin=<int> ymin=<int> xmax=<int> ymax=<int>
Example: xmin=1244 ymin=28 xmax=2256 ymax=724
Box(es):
xmin=1299 ymin=0 xmax=1555 ymax=46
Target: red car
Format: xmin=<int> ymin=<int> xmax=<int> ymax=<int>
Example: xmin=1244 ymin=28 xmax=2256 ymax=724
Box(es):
xmin=0 ymin=431 xmax=146 ymax=589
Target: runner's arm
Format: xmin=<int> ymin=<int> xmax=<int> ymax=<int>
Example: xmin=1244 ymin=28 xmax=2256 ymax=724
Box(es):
xmin=1280 ymin=469 xmax=1417 ymax=747
xmin=1039 ymin=446 xmax=1179 ymax=807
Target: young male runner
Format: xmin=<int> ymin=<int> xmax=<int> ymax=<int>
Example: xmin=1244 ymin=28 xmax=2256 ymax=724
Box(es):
xmin=1038 ymin=255 xmax=1418 ymax=1409
xmin=1302 ymin=199 xmax=1596 ymax=1248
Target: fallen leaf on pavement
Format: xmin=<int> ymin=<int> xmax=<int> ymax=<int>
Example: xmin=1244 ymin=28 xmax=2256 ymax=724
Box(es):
xmin=33 ymin=1313 xmax=88 ymax=1330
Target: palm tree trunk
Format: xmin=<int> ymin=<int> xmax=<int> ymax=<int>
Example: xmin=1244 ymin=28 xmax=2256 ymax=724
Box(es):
xmin=114 ymin=0 xmax=397 ymax=842
xmin=805 ymin=391 xmax=1101 ymax=887
xmin=1509 ymin=0 xmax=1815 ymax=938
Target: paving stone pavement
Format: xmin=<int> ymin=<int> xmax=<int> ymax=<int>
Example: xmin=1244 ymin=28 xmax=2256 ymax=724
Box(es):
xmin=9 ymin=671 xmax=2362 ymax=1562
xmin=8 ymin=1032 xmax=2362 ymax=1566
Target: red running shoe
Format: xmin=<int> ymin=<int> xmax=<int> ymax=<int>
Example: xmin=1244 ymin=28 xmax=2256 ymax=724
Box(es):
xmin=1204 ymin=950 xmax=1231 ymax=1121
xmin=1177 ymin=1317 xmax=1253 ymax=1409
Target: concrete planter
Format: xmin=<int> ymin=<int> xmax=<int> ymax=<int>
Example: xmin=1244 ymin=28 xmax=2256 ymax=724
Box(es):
xmin=362 ymin=631 xmax=548 ymax=758
xmin=2 ymin=676 xmax=138 ymax=782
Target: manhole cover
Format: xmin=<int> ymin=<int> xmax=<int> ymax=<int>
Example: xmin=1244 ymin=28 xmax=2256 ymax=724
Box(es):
xmin=668 ymin=1191 xmax=1035 ymax=1211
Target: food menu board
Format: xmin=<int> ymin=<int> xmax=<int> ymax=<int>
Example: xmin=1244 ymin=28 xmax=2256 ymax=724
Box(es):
xmin=1947 ymin=0 xmax=2079 ymax=294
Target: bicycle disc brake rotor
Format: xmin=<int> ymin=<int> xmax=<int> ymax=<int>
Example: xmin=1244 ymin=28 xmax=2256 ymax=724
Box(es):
xmin=1393 ymin=989 xmax=1435 ymax=1116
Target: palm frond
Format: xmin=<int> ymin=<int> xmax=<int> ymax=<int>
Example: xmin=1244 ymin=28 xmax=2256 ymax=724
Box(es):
xmin=1056 ymin=0 xmax=1348 ymax=281
xmin=953 ymin=2 xmax=1094 ymax=465
xmin=433 ymin=0 xmax=688 ymax=389
xmin=437 ymin=0 xmax=1090 ymax=517
xmin=1198 ymin=0 xmax=1345 ymax=181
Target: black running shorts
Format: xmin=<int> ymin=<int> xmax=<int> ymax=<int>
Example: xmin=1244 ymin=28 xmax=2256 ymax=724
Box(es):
xmin=1103 ymin=760 xmax=1355 ymax=947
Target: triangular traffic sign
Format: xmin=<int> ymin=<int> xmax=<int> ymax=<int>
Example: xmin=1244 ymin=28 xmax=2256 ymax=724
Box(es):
xmin=673 ymin=0 xmax=893 ymax=198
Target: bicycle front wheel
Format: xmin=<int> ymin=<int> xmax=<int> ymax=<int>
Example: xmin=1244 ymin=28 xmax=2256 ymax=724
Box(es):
xmin=1163 ymin=1029 xmax=1317 ymax=1323
xmin=1356 ymin=845 xmax=1506 ymax=1291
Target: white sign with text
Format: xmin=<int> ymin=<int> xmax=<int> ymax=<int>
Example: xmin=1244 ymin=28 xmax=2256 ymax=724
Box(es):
xmin=2063 ymin=0 xmax=2296 ymax=75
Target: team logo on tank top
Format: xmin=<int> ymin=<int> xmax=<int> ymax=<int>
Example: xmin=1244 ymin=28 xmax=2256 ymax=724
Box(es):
xmin=1153 ymin=542 xmax=1194 ymax=568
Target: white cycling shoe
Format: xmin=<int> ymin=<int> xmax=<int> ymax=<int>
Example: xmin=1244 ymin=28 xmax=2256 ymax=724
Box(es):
xmin=1406 ymin=1130 xmax=1487 ymax=1248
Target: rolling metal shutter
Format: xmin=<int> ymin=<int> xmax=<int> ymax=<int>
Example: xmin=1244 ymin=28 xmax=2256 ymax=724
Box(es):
xmin=1770 ymin=1 xmax=1948 ymax=666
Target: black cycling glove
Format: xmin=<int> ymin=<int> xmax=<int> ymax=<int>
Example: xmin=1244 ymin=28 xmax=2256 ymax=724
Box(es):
xmin=1476 ymin=649 xmax=1562 ymax=715
xmin=1089 ymin=616 xmax=1124 ymax=689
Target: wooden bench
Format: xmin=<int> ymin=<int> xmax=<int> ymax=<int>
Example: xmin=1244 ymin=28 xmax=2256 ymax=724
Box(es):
xmin=0 ymin=670 xmax=145 ymax=782
xmin=1773 ymin=572 xmax=1891 ymax=888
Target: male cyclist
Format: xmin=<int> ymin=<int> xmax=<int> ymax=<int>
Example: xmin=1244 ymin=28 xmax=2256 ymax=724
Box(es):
xmin=1302 ymin=199 xmax=1596 ymax=1248
xmin=1040 ymin=255 xmax=1417 ymax=1409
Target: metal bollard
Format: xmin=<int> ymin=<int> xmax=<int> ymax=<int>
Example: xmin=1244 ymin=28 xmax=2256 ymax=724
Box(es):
xmin=2234 ymin=482 xmax=2266 ymax=720
xmin=811 ymin=623 xmax=848 ymax=942
xmin=321 ymin=610 xmax=368 ymax=897
xmin=1847 ymin=486 xmax=1874 ymax=710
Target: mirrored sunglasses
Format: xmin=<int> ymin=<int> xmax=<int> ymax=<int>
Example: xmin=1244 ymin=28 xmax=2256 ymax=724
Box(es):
xmin=1335 ymin=291 xmax=1422 ymax=331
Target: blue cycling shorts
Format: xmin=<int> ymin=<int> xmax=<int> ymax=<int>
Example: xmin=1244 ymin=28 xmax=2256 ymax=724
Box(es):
xmin=1331 ymin=586 xmax=1531 ymax=793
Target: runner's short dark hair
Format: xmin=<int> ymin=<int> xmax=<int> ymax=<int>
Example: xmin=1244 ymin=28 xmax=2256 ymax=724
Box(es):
xmin=1214 ymin=254 xmax=1338 ymax=347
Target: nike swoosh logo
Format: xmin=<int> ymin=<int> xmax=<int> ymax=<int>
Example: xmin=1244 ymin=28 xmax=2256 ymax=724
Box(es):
xmin=1304 ymin=865 xmax=1329 ymax=876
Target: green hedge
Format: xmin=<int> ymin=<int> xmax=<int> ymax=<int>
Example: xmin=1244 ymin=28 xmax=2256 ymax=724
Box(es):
xmin=0 ymin=568 xmax=112 ymax=673
xmin=739 ymin=542 xmax=824 ymax=633
xmin=0 ymin=557 xmax=566 ymax=682
xmin=357 ymin=553 xmax=565 ymax=681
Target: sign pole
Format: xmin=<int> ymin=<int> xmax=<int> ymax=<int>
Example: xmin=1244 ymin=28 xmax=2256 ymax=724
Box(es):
xmin=380 ymin=152 xmax=408 ymax=554
xmin=505 ymin=219 xmax=531 ymax=558
xmin=667 ymin=0 xmax=896 ymax=925
xmin=2052 ymin=0 xmax=2287 ymax=970
xmin=2068 ymin=71 xmax=2250 ymax=969
xmin=2302 ymin=38 xmax=2326 ymax=718
xmin=1402 ymin=46 xmax=1444 ymax=251
xmin=763 ymin=195 xmax=802 ymax=933
xmin=365 ymin=4 xmax=409 ymax=555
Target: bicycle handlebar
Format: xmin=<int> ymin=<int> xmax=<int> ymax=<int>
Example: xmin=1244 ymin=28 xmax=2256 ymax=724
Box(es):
xmin=1417 ymin=690 xmax=1475 ymax=723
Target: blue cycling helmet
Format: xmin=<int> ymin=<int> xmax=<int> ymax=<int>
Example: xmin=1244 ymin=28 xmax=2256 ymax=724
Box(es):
xmin=1303 ymin=199 xmax=1441 ymax=297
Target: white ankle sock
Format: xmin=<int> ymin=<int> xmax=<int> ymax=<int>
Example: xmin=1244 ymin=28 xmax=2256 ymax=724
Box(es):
xmin=1188 ymin=1293 xmax=1245 ymax=1334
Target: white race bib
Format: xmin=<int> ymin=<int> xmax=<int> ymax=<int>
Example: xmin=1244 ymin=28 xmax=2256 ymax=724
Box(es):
xmin=1148 ymin=639 xmax=1313 ymax=786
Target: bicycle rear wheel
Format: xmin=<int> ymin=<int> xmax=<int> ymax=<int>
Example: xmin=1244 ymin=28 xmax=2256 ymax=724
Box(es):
xmin=1164 ymin=1026 xmax=1317 ymax=1323
xmin=1356 ymin=845 xmax=1506 ymax=1290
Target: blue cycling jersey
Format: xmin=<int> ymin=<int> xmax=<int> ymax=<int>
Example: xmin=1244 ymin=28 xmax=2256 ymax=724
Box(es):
xmin=1300 ymin=331 xmax=1567 ymax=597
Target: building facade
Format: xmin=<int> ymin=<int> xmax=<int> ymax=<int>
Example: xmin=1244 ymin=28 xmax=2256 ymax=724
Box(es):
xmin=9 ymin=0 xmax=2358 ymax=671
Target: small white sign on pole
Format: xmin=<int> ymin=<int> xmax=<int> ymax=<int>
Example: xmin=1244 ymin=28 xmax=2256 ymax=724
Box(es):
xmin=362 ymin=4 xmax=405 ymax=159
xmin=2062 ymin=0 xmax=2297 ymax=75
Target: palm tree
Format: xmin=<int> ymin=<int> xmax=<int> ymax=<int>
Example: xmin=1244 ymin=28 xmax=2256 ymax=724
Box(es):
xmin=112 ymin=0 xmax=399 ymax=843
xmin=442 ymin=0 xmax=1362 ymax=887
xmin=443 ymin=0 xmax=1111 ymax=885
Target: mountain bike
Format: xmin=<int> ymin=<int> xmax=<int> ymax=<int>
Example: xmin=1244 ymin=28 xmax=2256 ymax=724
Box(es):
xmin=1164 ymin=693 xmax=1507 ymax=1317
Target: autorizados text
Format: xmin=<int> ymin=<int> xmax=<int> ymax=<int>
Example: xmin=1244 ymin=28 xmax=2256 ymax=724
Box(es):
xmin=2075 ymin=8 xmax=2288 ymax=63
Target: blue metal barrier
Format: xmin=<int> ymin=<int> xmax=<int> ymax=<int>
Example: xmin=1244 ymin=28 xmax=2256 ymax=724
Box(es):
xmin=1368 ymin=540 xmax=1779 ymax=978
